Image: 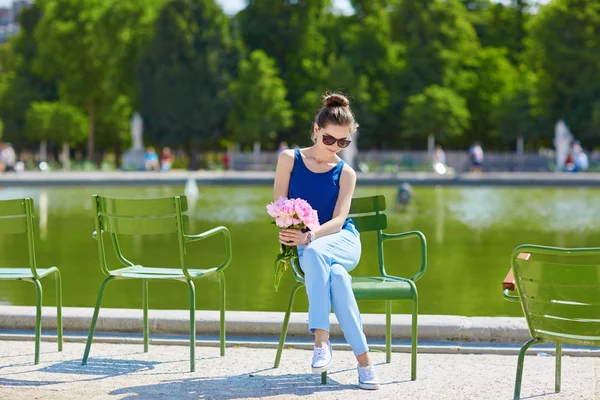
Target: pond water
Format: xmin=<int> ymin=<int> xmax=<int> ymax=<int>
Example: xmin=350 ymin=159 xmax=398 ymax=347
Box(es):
xmin=1 ymin=185 xmax=599 ymax=317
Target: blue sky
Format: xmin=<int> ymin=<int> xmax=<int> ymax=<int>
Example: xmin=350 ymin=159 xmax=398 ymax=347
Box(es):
xmin=1 ymin=0 xmax=551 ymax=14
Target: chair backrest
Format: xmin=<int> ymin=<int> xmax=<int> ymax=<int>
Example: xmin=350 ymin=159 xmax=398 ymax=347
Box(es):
xmin=290 ymin=195 xmax=388 ymax=281
xmin=512 ymin=245 xmax=600 ymax=347
xmin=0 ymin=198 xmax=39 ymax=277
xmin=92 ymin=195 xmax=189 ymax=273
xmin=348 ymin=195 xmax=387 ymax=233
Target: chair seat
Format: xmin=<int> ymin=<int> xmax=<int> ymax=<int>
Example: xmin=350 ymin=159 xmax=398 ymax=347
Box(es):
xmin=0 ymin=268 xmax=56 ymax=280
xmin=351 ymin=276 xmax=414 ymax=300
xmin=109 ymin=265 xmax=215 ymax=280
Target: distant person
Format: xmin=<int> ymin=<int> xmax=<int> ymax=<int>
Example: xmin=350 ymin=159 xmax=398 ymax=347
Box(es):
xmin=222 ymin=152 xmax=230 ymax=170
xmin=564 ymin=152 xmax=575 ymax=171
xmin=434 ymin=145 xmax=446 ymax=165
xmin=144 ymin=147 xmax=159 ymax=171
xmin=1 ymin=142 xmax=16 ymax=173
xmin=277 ymin=141 xmax=289 ymax=156
xmin=469 ymin=141 xmax=484 ymax=172
xmin=160 ymin=147 xmax=174 ymax=171
xmin=432 ymin=144 xmax=448 ymax=174
xmin=568 ymin=141 xmax=589 ymax=172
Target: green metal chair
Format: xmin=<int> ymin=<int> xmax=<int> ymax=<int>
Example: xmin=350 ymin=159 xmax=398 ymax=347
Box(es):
xmin=0 ymin=198 xmax=63 ymax=364
xmin=82 ymin=194 xmax=232 ymax=372
xmin=503 ymin=245 xmax=600 ymax=400
xmin=274 ymin=195 xmax=427 ymax=382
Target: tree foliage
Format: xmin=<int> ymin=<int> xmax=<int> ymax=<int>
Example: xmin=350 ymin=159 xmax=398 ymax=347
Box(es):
xmin=403 ymin=85 xmax=470 ymax=139
xmin=137 ymin=0 xmax=239 ymax=151
xmin=0 ymin=4 xmax=57 ymax=148
xmin=526 ymin=0 xmax=600 ymax=144
xmin=2 ymin=0 xmax=598 ymax=156
xmin=227 ymin=50 xmax=293 ymax=148
xmin=25 ymin=101 xmax=88 ymax=145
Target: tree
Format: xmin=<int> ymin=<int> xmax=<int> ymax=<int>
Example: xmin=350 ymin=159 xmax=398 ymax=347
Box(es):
xmin=34 ymin=0 xmax=104 ymax=161
xmin=526 ymin=0 xmax=600 ymax=144
xmin=403 ymin=85 xmax=471 ymax=148
xmin=238 ymin=0 xmax=330 ymax=134
xmin=493 ymin=68 xmax=552 ymax=150
xmin=338 ymin=6 xmax=403 ymax=148
xmin=349 ymin=0 xmax=399 ymax=18
xmin=137 ymin=0 xmax=239 ymax=166
xmin=227 ymin=50 xmax=293 ymax=148
xmin=389 ymin=0 xmax=479 ymax=142
xmin=33 ymin=0 xmax=163 ymax=162
xmin=463 ymin=47 xmax=519 ymax=146
xmin=25 ymin=102 xmax=88 ymax=168
xmin=95 ymin=95 xmax=134 ymax=167
xmin=0 ymin=4 xmax=57 ymax=148
xmin=463 ymin=0 xmax=532 ymax=64
xmin=391 ymin=0 xmax=479 ymax=95
xmin=92 ymin=0 xmax=165 ymax=105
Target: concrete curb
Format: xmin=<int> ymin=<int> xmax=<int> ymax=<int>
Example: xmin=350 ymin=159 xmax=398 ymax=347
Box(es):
xmin=0 ymin=306 xmax=531 ymax=343
xmin=3 ymin=331 xmax=600 ymax=358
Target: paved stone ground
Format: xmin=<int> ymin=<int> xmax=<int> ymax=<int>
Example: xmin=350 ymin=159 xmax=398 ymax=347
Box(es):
xmin=0 ymin=340 xmax=598 ymax=399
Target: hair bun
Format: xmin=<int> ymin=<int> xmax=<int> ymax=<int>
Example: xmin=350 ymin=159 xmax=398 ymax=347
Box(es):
xmin=323 ymin=93 xmax=349 ymax=108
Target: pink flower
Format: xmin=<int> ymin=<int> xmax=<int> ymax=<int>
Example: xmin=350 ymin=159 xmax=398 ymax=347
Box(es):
xmin=266 ymin=196 xmax=288 ymax=218
xmin=266 ymin=196 xmax=320 ymax=231
xmin=293 ymin=198 xmax=321 ymax=232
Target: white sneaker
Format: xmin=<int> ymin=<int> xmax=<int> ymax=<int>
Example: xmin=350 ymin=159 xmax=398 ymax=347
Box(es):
xmin=311 ymin=341 xmax=332 ymax=373
xmin=357 ymin=365 xmax=380 ymax=390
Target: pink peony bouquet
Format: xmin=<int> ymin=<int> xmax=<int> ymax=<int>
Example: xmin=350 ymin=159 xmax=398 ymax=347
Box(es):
xmin=266 ymin=196 xmax=320 ymax=291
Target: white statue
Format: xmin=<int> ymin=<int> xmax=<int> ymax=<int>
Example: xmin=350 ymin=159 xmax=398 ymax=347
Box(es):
xmin=553 ymin=120 xmax=572 ymax=172
xmin=131 ymin=113 xmax=144 ymax=150
xmin=122 ymin=112 xmax=146 ymax=170
xmin=339 ymin=130 xmax=360 ymax=169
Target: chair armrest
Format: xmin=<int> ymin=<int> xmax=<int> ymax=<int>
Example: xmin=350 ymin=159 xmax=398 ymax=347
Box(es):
xmin=502 ymin=253 xmax=531 ymax=302
xmin=184 ymin=226 xmax=232 ymax=272
xmin=503 ymin=288 xmax=521 ymax=302
xmin=381 ymin=230 xmax=427 ymax=282
xmin=502 ymin=269 xmax=520 ymax=301
xmin=503 ymin=268 xmax=515 ymax=291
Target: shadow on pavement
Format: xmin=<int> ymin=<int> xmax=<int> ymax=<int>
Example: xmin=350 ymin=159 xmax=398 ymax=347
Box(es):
xmin=110 ymin=369 xmax=358 ymax=399
xmin=0 ymin=357 xmax=161 ymax=387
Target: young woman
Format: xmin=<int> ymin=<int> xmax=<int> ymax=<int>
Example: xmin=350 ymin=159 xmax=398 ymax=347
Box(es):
xmin=273 ymin=93 xmax=379 ymax=390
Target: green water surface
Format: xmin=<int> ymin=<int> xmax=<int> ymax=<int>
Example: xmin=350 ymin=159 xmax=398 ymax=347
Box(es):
xmin=1 ymin=185 xmax=598 ymax=317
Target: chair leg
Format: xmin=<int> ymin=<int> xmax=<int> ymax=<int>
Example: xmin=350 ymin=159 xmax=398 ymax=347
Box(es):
xmin=411 ymin=291 xmax=418 ymax=381
xmin=514 ymin=338 xmax=538 ymax=400
xmin=274 ymin=282 xmax=304 ymax=368
xmin=555 ymin=342 xmax=562 ymax=393
xmin=219 ymin=271 xmax=226 ymax=357
xmin=142 ymin=279 xmax=149 ymax=353
xmin=386 ymin=300 xmax=392 ymax=363
xmin=188 ymin=280 xmax=196 ymax=373
xmin=82 ymin=276 xmax=114 ymax=365
xmin=55 ymin=269 xmax=63 ymax=352
xmin=32 ymin=278 xmax=43 ymax=365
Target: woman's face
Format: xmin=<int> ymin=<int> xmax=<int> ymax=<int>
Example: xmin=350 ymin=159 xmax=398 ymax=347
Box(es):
xmin=313 ymin=123 xmax=352 ymax=154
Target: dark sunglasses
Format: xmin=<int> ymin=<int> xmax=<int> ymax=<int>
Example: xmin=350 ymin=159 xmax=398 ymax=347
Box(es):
xmin=322 ymin=134 xmax=351 ymax=148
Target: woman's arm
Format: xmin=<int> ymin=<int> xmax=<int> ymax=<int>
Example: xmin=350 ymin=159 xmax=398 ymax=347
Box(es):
xmin=312 ymin=165 xmax=356 ymax=239
xmin=273 ymin=149 xmax=294 ymax=200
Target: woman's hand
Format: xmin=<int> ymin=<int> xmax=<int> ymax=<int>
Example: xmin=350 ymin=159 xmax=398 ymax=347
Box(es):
xmin=279 ymin=229 xmax=308 ymax=246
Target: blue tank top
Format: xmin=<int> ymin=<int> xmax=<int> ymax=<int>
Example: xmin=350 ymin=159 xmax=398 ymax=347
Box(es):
xmin=288 ymin=148 xmax=352 ymax=230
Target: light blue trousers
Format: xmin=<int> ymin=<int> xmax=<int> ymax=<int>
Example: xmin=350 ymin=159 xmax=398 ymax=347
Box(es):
xmin=298 ymin=225 xmax=369 ymax=356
